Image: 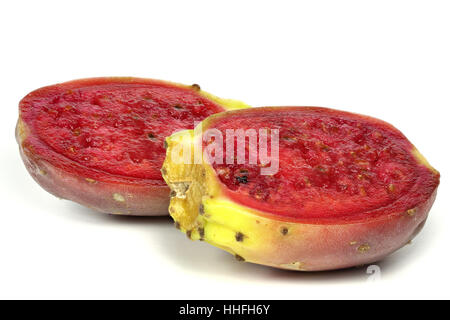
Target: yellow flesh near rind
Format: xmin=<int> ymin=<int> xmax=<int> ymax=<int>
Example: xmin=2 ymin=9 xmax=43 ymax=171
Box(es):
xmin=411 ymin=147 xmax=439 ymax=175
xmin=15 ymin=118 xmax=29 ymax=143
xmin=197 ymin=90 xmax=251 ymax=111
xmin=161 ymin=127 xmax=309 ymax=269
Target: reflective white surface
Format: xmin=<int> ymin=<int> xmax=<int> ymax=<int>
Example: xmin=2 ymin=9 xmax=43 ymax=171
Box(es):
xmin=0 ymin=0 xmax=448 ymax=299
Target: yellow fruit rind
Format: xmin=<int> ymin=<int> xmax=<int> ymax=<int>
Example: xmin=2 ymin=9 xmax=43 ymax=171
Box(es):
xmin=161 ymin=127 xmax=316 ymax=269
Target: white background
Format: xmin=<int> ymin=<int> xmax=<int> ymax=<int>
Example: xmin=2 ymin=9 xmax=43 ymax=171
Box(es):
xmin=0 ymin=0 xmax=448 ymax=299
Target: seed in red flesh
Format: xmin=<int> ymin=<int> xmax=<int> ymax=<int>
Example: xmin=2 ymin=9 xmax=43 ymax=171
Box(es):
xmin=16 ymin=77 xmax=248 ymax=215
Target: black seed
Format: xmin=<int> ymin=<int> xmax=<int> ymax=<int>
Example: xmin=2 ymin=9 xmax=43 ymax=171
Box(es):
xmin=236 ymin=176 xmax=248 ymax=184
xmin=170 ymin=190 xmax=176 ymax=197
xmin=281 ymin=227 xmax=288 ymax=235
xmin=163 ymin=140 xmax=168 ymax=149
xmin=199 ymin=204 xmax=205 ymax=215
xmin=191 ymin=83 xmax=201 ymax=91
xmin=148 ymin=133 xmax=156 ymax=139
xmin=235 ymin=254 xmax=245 ymax=262
xmin=186 ymin=230 xmax=192 ymax=239
xmin=173 ymin=105 xmax=183 ymax=109
xmin=235 ymin=232 xmax=244 ymax=242
xmin=198 ymin=227 xmax=205 ymax=239
xmin=174 ymin=221 xmax=180 ymax=229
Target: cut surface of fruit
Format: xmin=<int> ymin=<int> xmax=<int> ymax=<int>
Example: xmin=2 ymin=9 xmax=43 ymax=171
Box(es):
xmin=162 ymin=107 xmax=439 ymax=271
xmin=17 ymin=77 xmax=248 ymax=215
xmin=206 ymin=107 xmax=437 ymax=223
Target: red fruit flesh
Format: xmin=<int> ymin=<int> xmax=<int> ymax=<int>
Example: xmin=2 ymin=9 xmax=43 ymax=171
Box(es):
xmin=18 ymin=77 xmax=227 ymax=215
xmin=206 ymin=107 xmax=439 ymax=224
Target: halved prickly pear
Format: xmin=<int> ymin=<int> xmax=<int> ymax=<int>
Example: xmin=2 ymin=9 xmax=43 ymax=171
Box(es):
xmin=162 ymin=107 xmax=439 ymax=271
xmin=16 ymin=77 xmax=249 ymax=215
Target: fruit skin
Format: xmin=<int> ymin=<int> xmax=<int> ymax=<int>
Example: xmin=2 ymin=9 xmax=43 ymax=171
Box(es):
xmin=16 ymin=77 xmax=249 ymax=216
xmin=162 ymin=107 xmax=440 ymax=271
